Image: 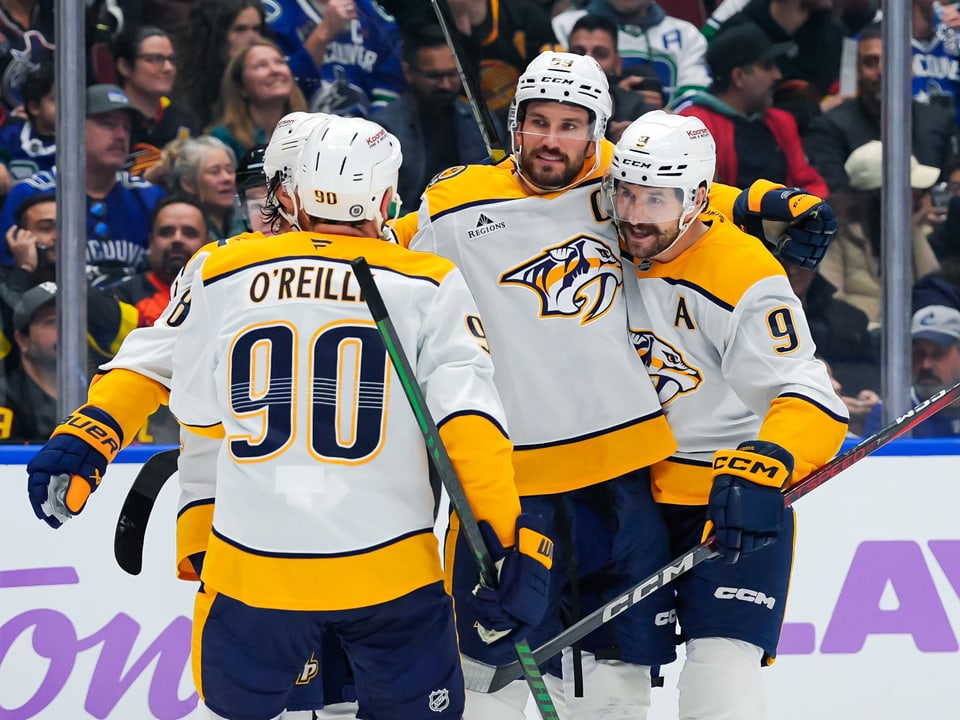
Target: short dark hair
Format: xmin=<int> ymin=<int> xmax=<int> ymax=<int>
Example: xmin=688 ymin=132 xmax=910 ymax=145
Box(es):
xmin=401 ymin=23 xmax=450 ymax=67
xmin=14 ymin=192 xmax=55 ymax=228
xmin=111 ymin=24 xmax=171 ymax=80
xmin=149 ymin=193 xmax=208 ymax=231
xmin=21 ymin=61 xmax=55 ymax=123
xmin=569 ymin=13 xmax=619 ymax=52
xmin=858 ymin=21 xmax=882 ymax=44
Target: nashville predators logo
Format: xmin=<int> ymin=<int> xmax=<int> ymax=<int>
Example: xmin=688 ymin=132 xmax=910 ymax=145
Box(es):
xmin=500 ymin=236 xmax=621 ymax=324
xmin=631 ymin=331 xmax=703 ymax=404
xmin=295 ymin=654 xmax=319 ymax=685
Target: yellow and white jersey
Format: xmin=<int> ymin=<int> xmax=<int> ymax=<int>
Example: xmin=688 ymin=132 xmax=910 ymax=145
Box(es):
xmin=168 ymin=230 xmax=520 ymax=611
xmin=406 ymin=146 xmax=676 ymax=497
xmin=622 ymin=209 xmax=849 ymax=506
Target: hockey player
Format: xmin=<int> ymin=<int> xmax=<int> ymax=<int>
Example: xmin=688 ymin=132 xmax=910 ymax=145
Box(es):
xmin=167 ymin=115 xmax=551 ymax=720
xmin=26 ymin=111 xmax=363 ymax=719
xmin=400 ymin=50 xmax=680 ymax=720
xmin=605 ymin=111 xmax=849 ymax=720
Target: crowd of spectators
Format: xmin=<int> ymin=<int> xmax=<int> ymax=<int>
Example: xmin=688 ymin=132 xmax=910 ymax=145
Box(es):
xmin=1 ymin=0 xmax=959 ymax=442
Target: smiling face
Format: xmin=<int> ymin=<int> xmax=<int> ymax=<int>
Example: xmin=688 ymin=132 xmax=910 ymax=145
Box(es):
xmin=181 ymin=147 xmax=237 ymax=212
xmin=241 ymin=44 xmax=294 ymax=104
xmin=148 ymin=202 xmax=207 ymax=281
xmin=612 ymin=182 xmax=689 ymax=259
xmin=124 ymin=34 xmax=177 ymax=97
xmin=515 ymin=101 xmax=595 ymax=191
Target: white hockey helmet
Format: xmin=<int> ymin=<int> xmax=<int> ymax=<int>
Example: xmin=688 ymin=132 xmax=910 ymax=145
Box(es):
xmin=263 ymin=111 xmax=333 ymax=190
xmin=294 ymin=116 xmax=402 ymax=231
xmin=508 ymin=51 xmax=612 ymax=141
xmin=605 ymin=110 xmax=716 ymax=224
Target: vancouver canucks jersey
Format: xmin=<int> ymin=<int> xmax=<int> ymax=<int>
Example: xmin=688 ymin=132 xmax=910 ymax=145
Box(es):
xmin=168 ymin=230 xmax=519 ymax=610
xmin=621 ymin=208 xmax=848 ymax=505
xmin=407 ymin=145 xmax=676 ymax=497
xmin=265 ymin=0 xmax=403 ymax=116
xmin=552 ymin=6 xmax=710 ymax=104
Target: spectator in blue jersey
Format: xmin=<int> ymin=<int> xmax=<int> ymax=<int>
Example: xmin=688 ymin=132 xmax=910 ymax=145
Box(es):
xmin=208 ymin=38 xmax=308 ymax=161
xmin=912 ymin=0 xmax=960 ymax=127
xmin=111 ymin=24 xmax=200 ymax=181
xmin=0 ymin=84 xmax=166 ymax=286
xmin=371 ymin=23 xmax=489 ymax=215
xmin=863 ymin=305 xmax=960 ymax=437
xmin=266 ymin=0 xmax=405 ymax=117
xmin=0 ymin=60 xmax=56 ymax=192
xmin=804 ymin=22 xmax=960 ymax=196
xmin=174 ymin=0 xmax=266 ymax=128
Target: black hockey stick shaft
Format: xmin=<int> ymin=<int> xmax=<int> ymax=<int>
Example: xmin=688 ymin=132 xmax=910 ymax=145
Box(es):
xmin=114 ymin=448 xmax=180 ymax=575
xmin=431 ymin=0 xmax=507 ymax=163
xmin=351 ymin=258 xmax=558 ymax=718
xmin=462 ymin=378 xmax=960 ymax=693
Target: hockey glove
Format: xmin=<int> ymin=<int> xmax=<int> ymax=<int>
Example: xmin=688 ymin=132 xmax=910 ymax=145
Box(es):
xmin=471 ymin=513 xmax=554 ymax=645
xmin=27 ymin=406 xmax=123 ymax=528
xmin=733 ymin=180 xmax=837 ymax=269
xmin=706 ymin=441 xmax=793 ymax=564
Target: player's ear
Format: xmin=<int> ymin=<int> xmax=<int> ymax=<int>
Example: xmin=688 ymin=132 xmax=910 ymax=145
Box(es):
xmin=380 ymin=189 xmax=394 ymax=220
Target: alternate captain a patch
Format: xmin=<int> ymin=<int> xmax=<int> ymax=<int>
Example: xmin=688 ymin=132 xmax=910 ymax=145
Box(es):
xmin=500 ymin=236 xmax=622 ymax=324
xmin=630 ymin=330 xmax=703 ymax=404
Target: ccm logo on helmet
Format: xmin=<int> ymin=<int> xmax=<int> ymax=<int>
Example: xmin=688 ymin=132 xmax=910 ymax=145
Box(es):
xmin=713 ymin=455 xmax=781 ymax=480
xmin=621 ymin=158 xmax=652 ymax=168
xmin=714 ymin=587 xmax=776 ymax=610
xmin=542 ymin=77 xmax=575 ymax=84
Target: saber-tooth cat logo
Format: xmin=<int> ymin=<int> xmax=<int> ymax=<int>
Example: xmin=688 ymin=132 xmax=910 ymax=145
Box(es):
xmin=467 ymin=213 xmax=507 ymax=238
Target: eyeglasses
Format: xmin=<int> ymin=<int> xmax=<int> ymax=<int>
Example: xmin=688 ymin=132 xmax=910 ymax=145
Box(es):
xmin=90 ymin=202 xmax=109 ymax=241
xmin=137 ymin=53 xmax=177 ymax=67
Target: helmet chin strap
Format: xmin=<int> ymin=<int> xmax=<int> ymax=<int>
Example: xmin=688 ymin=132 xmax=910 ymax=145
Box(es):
xmin=279 ymin=180 xmax=302 ymax=230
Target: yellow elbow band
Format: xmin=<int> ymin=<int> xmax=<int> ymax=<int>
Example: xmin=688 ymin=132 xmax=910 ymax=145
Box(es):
xmin=518 ymin=526 xmax=554 ymax=571
xmin=711 ymin=449 xmax=790 ymax=489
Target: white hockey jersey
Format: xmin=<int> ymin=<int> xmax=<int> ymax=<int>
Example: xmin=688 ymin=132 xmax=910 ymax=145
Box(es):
xmin=405 ymin=145 xmax=676 ymax=497
xmin=552 ymin=7 xmax=710 ymax=103
xmin=168 ymin=230 xmax=520 ymax=611
xmin=621 ymin=208 xmax=849 ymax=505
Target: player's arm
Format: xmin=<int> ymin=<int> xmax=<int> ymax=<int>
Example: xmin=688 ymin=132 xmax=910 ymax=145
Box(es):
xmin=707 ymin=274 xmax=849 ymax=563
xmin=26 ymin=247 xmax=208 ymax=528
xmin=417 ymin=262 xmax=551 ymax=642
xmin=713 ymin=179 xmax=837 ymax=270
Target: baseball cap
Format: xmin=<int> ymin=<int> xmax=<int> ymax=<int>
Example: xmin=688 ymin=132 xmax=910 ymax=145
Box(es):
xmin=706 ymin=23 xmax=797 ymax=82
xmin=912 ymin=305 xmax=960 ymax=347
xmin=844 ymin=140 xmax=940 ymax=191
xmin=13 ymin=282 xmax=57 ymax=332
xmin=86 ymin=84 xmax=141 ymax=120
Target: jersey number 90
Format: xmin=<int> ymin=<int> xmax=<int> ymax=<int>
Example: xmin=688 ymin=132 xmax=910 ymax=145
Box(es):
xmin=228 ymin=322 xmax=389 ymax=462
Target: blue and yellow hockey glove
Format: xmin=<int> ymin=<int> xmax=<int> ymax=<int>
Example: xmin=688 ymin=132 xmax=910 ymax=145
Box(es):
xmin=733 ymin=180 xmax=838 ymax=269
xmin=471 ymin=513 xmax=554 ymax=644
xmin=706 ymin=441 xmax=793 ymax=564
xmin=27 ymin=406 xmax=123 ymax=528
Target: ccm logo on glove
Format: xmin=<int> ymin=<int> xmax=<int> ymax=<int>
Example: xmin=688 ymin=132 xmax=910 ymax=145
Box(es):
xmin=712 ymin=452 xmax=789 ymax=486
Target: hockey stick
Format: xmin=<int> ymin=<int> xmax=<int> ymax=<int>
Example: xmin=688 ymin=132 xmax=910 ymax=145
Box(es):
xmin=351 ymin=258 xmax=558 ymax=719
xmin=460 ymin=379 xmax=960 ymax=693
xmin=430 ymin=0 xmax=507 ymax=163
xmin=114 ymin=448 xmax=179 ymax=575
